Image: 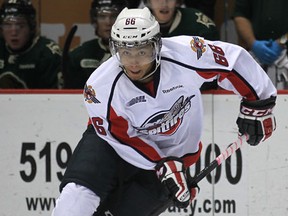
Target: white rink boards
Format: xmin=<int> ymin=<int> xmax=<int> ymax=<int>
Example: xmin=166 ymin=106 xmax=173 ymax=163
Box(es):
xmin=0 ymin=92 xmax=287 ymax=216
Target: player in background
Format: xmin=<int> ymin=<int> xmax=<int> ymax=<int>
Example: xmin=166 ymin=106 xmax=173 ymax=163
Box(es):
xmin=143 ymin=0 xmax=219 ymax=90
xmin=0 ymin=0 xmax=62 ymax=89
xmin=64 ymin=0 xmax=129 ymax=89
xmin=233 ymin=0 xmax=288 ymax=89
xmin=143 ymin=0 xmax=219 ymax=40
xmin=52 ymin=7 xmax=277 ymax=216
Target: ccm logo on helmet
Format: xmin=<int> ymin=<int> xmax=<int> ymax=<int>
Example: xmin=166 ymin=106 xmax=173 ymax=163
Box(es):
xmin=123 ymin=35 xmax=138 ymax=39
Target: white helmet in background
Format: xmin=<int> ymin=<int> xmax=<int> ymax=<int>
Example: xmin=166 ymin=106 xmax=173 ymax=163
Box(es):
xmin=110 ymin=7 xmax=162 ymax=79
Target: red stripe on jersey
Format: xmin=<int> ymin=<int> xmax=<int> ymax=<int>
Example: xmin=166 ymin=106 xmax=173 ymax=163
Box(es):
xmin=144 ymin=80 xmax=155 ymax=97
xmin=197 ymin=70 xmax=258 ymax=100
xmin=109 ymin=107 xmax=162 ymax=162
xmin=182 ymin=142 xmax=202 ymax=167
xmin=87 ymin=118 xmax=92 ymax=125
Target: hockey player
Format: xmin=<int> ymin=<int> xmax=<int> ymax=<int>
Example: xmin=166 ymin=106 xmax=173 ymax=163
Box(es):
xmin=64 ymin=0 xmax=128 ymax=88
xmin=0 ymin=0 xmax=62 ymax=89
xmin=143 ymin=0 xmax=220 ymax=91
xmin=143 ymin=0 xmax=219 ymax=40
xmin=52 ymin=7 xmax=277 ymax=216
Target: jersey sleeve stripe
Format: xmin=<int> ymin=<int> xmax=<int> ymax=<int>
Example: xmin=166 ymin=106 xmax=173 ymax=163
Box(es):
xmin=196 ymin=69 xmax=259 ymax=100
xmin=182 ymin=142 xmax=202 ymax=167
xmin=162 ymin=56 xmax=259 ymax=100
xmin=223 ymin=69 xmax=259 ymax=100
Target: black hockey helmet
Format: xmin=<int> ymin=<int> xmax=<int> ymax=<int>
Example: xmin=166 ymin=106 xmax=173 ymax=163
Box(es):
xmin=90 ymin=0 xmax=128 ymax=24
xmin=0 ymin=0 xmax=36 ymax=30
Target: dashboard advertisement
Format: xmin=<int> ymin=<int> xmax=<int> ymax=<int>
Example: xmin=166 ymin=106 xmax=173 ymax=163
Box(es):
xmin=0 ymin=92 xmax=287 ymax=216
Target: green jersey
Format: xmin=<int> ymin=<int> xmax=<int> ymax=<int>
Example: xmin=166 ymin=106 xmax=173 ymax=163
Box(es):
xmin=65 ymin=37 xmax=111 ymax=89
xmin=0 ymin=36 xmax=62 ymax=89
xmin=160 ymin=7 xmax=219 ymax=40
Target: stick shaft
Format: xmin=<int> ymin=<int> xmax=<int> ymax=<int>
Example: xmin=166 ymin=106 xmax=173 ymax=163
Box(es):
xmin=62 ymin=25 xmax=78 ymax=87
xmin=215 ymin=134 xmax=246 ymax=165
xmin=189 ymin=135 xmax=247 ymax=187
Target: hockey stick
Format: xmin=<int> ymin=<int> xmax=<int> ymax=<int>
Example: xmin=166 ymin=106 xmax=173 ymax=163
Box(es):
xmin=61 ymin=25 xmax=78 ymax=88
xmin=94 ymin=135 xmax=248 ymax=216
xmin=188 ymin=134 xmax=248 ymax=187
xmin=149 ymin=134 xmax=248 ymax=216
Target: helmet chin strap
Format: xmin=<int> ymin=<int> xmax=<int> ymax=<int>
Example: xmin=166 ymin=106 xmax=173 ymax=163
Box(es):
xmin=138 ymin=61 xmax=159 ymax=81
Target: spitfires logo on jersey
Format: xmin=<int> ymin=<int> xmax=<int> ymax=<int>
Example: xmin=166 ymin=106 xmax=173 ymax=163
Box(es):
xmin=84 ymin=84 xmax=100 ymax=104
xmin=134 ymin=95 xmax=195 ymax=135
xmin=190 ymin=36 xmax=206 ymax=60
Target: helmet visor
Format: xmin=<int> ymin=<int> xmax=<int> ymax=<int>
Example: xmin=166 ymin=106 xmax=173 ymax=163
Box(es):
xmin=111 ymin=41 xmax=157 ymax=66
xmin=1 ymin=16 xmax=29 ymax=31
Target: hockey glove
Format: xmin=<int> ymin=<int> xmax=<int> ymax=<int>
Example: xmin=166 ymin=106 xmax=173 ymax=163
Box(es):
xmin=185 ymin=166 xmax=199 ymax=203
xmin=237 ymin=96 xmax=276 ymax=146
xmin=156 ymin=157 xmax=190 ymax=208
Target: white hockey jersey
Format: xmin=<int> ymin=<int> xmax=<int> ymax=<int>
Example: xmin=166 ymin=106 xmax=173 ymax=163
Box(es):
xmin=84 ymin=36 xmax=276 ymax=170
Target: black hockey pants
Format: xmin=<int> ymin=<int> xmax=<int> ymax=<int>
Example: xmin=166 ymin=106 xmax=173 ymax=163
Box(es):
xmin=60 ymin=125 xmax=172 ymax=216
